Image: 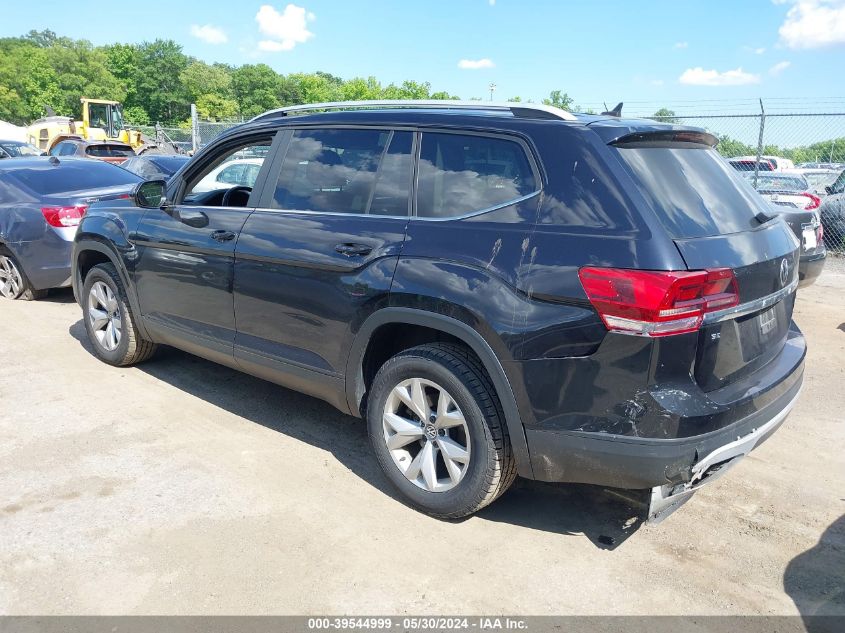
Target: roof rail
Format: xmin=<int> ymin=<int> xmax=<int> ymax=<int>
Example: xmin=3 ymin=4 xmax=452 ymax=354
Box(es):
xmin=249 ymin=100 xmax=577 ymax=123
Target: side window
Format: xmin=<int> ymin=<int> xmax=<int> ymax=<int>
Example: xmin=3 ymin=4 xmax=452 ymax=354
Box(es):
xmin=184 ymin=138 xmax=272 ymax=200
xmin=273 ymin=128 xmax=412 ymax=215
xmin=50 ymin=143 xmax=67 ymax=157
xmin=417 ymin=133 xmax=537 ymax=218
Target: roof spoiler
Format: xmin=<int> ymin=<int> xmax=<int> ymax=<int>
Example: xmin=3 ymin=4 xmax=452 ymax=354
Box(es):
xmin=610 ymin=130 xmax=718 ymax=148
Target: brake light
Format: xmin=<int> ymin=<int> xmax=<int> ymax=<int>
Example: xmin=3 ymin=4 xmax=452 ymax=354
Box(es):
xmin=41 ymin=205 xmax=88 ymax=228
xmin=802 ymin=193 xmax=821 ymax=210
xmin=817 ymin=221 xmax=824 ymax=243
xmin=578 ymin=267 xmax=739 ymax=337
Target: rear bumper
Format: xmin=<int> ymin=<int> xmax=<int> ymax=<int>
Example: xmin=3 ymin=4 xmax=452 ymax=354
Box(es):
xmin=524 ymin=325 xmax=805 ymax=489
xmin=6 ymin=233 xmax=74 ymax=290
xmin=798 ymin=251 xmax=826 ymax=288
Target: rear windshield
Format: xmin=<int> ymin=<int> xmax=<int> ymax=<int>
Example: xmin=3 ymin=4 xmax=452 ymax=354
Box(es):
xmin=743 ymin=173 xmax=808 ymax=192
xmin=10 ymin=161 xmax=141 ymax=195
xmin=614 ymin=145 xmax=770 ymax=238
xmin=0 ymin=141 xmax=41 ymax=157
xmin=85 ymin=145 xmax=134 ymax=158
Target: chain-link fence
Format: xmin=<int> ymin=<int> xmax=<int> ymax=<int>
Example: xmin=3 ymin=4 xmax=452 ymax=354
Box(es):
xmin=632 ymin=107 xmax=845 ymax=271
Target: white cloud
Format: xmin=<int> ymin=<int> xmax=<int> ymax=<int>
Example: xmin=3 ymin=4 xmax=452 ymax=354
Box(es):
xmin=674 ymin=41 xmax=688 ymax=48
xmin=679 ymin=66 xmax=761 ymax=86
xmin=769 ymin=60 xmax=792 ymax=75
xmin=779 ymin=0 xmax=845 ymax=49
xmin=744 ymin=45 xmax=767 ymax=54
xmin=489 ymin=0 xmax=496 ymax=5
xmin=458 ymin=58 xmax=495 ymax=69
xmin=256 ymin=4 xmax=315 ymax=52
xmin=189 ymin=24 xmax=228 ymax=45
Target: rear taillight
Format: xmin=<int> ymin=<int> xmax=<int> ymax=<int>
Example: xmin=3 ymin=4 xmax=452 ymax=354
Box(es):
xmin=578 ymin=267 xmax=740 ymax=337
xmin=817 ymin=221 xmax=824 ymax=243
xmin=802 ymin=193 xmax=821 ymax=210
xmin=41 ymin=205 xmax=88 ymax=228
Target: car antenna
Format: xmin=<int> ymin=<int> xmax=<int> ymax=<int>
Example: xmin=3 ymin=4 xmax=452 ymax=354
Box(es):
xmin=49 ymin=156 xmax=60 ymax=165
xmin=601 ymin=102 xmax=623 ymax=117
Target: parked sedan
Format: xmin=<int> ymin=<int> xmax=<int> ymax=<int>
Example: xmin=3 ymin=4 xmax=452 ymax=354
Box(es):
xmin=49 ymin=138 xmax=135 ymax=164
xmin=0 ymin=157 xmax=141 ymax=299
xmin=743 ymin=172 xmax=820 ymax=211
xmin=121 ymin=154 xmax=190 ymax=180
xmin=0 ymin=140 xmax=43 ymax=159
xmin=191 ymin=157 xmax=264 ymax=193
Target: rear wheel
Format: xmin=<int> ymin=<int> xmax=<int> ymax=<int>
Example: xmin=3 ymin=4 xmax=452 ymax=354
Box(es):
xmin=367 ymin=343 xmax=516 ymax=519
xmin=0 ymin=249 xmax=46 ymax=301
xmin=82 ymin=263 xmax=157 ymax=366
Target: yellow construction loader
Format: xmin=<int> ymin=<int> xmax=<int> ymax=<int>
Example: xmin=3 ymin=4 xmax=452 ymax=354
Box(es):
xmin=26 ymin=98 xmax=175 ymax=154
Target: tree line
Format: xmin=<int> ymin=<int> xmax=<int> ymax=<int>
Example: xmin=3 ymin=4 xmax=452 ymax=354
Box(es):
xmin=2 ymin=30 xmax=841 ymax=163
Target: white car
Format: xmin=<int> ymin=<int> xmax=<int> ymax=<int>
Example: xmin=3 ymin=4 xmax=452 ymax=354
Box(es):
xmin=192 ymin=158 xmax=264 ymax=193
xmin=790 ymin=168 xmax=840 ymax=196
xmin=731 ymin=155 xmax=795 ymax=171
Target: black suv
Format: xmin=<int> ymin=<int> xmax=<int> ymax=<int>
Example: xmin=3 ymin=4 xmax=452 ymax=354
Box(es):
xmin=72 ymin=101 xmax=805 ymax=521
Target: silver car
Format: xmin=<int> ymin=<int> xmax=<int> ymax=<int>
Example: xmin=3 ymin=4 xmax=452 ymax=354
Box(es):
xmin=0 ymin=157 xmax=140 ymax=300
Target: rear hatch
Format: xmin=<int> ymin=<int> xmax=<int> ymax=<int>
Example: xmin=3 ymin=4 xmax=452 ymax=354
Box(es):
xmin=608 ymin=129 xmax=800 ymax=392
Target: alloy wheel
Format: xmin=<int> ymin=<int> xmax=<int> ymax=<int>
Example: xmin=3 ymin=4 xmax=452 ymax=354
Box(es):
xmin=88 ymin=281 xmax=122 ymax=352
xmin=0 ymin=255 xmax=23 ymax=299
xmin=382 ymin=377 xmax=471 ymax=493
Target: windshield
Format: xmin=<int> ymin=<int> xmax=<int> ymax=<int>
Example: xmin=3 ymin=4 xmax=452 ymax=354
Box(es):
xmin=113 ymin=105 xmax=125 ymax=132
xmin=10 ymin=160 xmax=141 ymax=196
xmin=614 ymin=144 xmax=768 ymax=238
xmin=0 ymin=141 xmax=42 ymax=157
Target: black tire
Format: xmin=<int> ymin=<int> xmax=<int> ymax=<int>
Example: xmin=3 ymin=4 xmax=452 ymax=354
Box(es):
xmin=81 ymin=263 xmax=157 ymax=366
xmin=0 ymin=247 xmax=47 ymax=301
xmin=367 ymin=342 xmax=517 ymax=519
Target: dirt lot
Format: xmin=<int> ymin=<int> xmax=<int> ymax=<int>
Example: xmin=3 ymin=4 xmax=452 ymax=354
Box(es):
xmin=1 ymin=271 xmax=843 ymax=617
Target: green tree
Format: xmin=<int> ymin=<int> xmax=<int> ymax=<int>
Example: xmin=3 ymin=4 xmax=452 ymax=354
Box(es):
xmin=232 ymin=64 xmax=281 ymax=117
xmin=652 ymin=107 xmax=678 ymax=123
xmin=0 ymin=39 xmax=62 ymax=121
xmin=715 ymin=135 xmax=755 ymax=158
xmin=134 ymin=39 xmax=190 ymax=123
xmin=542 ymin=90 xmax=574 ymax=110
xmin=44 ymin=39 xmax=126 ymax=116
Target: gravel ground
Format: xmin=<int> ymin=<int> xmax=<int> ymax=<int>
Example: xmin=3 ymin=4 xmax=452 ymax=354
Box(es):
xmin=0 ymin=271 xmax=843 ymax=616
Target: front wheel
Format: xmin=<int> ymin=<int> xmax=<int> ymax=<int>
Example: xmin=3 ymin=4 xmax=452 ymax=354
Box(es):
xmin=81 ymin=263 xmax=157 ymax=366
xmin=367 ymin=343 xmax=516 ymax=519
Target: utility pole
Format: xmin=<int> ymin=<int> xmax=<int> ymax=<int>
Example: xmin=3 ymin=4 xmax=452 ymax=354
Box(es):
xmin=488 ymin=83 xmax=496 ymax=101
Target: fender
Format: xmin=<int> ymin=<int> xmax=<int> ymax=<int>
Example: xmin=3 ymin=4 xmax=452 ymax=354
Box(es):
xmin=345 ymin=307 xmax=534 ymax=478
xmin=72 ymin=236 xmax=152 ymax=341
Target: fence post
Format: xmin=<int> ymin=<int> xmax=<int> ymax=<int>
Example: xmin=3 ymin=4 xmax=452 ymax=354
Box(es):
xmin=190 ymin=103 xmax=200 ymax=154
xmin=753 ymin=98 xmax=765 ymax=189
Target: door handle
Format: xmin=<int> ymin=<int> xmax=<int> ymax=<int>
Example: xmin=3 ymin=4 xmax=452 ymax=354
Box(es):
xmin=335 ymin=243 xmax=373 ymax=257
xmin=211 ymin=230 xmax=236 ymax=243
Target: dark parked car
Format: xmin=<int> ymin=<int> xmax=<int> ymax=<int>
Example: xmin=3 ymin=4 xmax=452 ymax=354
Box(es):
xmin=819 ymin=169 xmax=845 ymax=250
xmin=0 ymin=157 xmax=140 ymax=299
xmin=0 ymin=140 xmax=43 ymax=159
xmin=49 ymin=138 xmax=135 ymax=164
xmin=72 ymin=101 xmax=805 ymax=522
xmin=120 ymin=154 xmax=190 ymax=180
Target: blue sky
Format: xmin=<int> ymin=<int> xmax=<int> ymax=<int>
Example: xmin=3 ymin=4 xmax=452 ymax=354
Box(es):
xmin=2 ymin=0 xmax=843 ymax=114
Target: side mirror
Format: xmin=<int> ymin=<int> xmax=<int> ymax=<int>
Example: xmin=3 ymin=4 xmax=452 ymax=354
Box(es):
xmin=134 ymin=179 xmax=166 ymax=208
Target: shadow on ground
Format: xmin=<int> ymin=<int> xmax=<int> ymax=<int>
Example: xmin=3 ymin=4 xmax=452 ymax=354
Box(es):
xmin=41 ymin=287 xmax=76 ymax=304
xmin=68 ymin=319 xmax=648 ymax=549
xmin=784 ymin=513 xmax=845 ymax=633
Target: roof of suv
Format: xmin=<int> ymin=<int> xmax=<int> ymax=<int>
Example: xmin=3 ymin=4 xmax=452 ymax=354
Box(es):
xmin=223 ymin=101 xmax=709 ymax=148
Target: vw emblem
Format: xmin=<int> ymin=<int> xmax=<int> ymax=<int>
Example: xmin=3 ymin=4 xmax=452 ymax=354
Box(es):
xmin=779 ymin=258 xmax=789 ymax=286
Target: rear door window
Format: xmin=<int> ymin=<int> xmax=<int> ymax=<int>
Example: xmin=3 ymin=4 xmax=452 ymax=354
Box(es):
xmin=416 ymin=132 xmax=537 ymax=218
xmin=272 ymin=128 xmax=413 ymax=215
xmin=614 ymin=144 xmax=770 ymax=238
